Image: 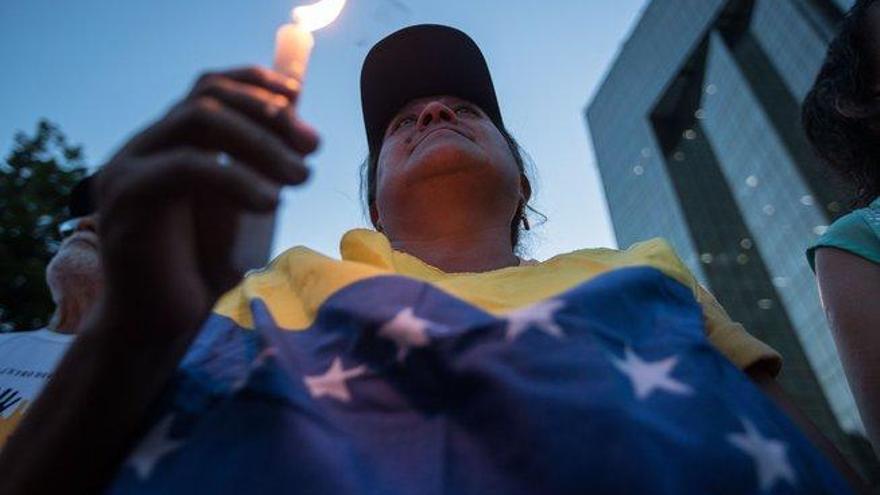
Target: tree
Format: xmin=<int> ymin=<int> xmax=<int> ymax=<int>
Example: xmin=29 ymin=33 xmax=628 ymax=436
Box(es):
xmin=0 ymin=120 xmax=87 ymax=331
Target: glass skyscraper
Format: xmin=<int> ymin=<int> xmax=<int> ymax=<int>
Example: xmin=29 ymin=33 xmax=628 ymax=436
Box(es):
xmin=586 ymin=0 xmax=878 ymax=475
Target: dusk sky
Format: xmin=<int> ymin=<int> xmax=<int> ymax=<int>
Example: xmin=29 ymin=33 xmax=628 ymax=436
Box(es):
xmin=1 ymin=0 xmax=648 ymax=260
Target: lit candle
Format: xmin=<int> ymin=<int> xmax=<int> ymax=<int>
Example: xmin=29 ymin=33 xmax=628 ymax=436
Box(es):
xmin=274 ymin=0 xmax=346 ymax=81
xmin=233 ymin=0 xmax=347 ymax=273
xmin=274 ymin=24 xmax=314 ymax=82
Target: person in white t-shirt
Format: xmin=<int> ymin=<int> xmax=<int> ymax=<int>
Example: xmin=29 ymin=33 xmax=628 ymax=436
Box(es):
xmin=0 ymin=177 xmax=103 ymax=443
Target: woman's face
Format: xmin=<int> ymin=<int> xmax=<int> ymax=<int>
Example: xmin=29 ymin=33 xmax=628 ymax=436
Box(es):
xmin=372 ymin=95 xmax=525 ymax=234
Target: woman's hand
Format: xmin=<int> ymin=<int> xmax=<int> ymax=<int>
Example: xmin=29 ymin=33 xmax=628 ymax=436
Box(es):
xmin=95 ymin=66 xmax=319 ymax=342
xmin=0 ymin=67 xmax=321 ymax=494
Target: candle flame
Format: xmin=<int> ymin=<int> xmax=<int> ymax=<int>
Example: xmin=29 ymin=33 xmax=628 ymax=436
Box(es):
xmin=292 ymin=0 xmax=346 ymax=32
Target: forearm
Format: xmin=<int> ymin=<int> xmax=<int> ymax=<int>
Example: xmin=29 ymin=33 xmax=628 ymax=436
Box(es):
xmin=0 ymin=314 xmax=191 ymax=494
xmin=827 ymin=315 xmax=880 ymax=453
xmin=815 ymin=248 xmax=880 ymax=455
xmin=851 ymin=371 xmax=880 ymax=458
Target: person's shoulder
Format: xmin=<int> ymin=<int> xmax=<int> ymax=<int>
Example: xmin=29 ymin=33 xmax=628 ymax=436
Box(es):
xmin=556 ymin=237 xmax=674 ymax=258
xmin=213 ymin=244 xmax=331 ymax=326
xmin=857 ymin=196 xmax=880 ymax=238
xmin=549 ymin=237 xmax=695 ymax=289
xmin=807 ymin=200 xmax=880 ymax=270
xmin=0 ymin=329 xmax=42 ymax=342
xmin=0 ymin=331 xmax=21 ymax=345
xmin=212 ymin=230 xmax=389 ymax=330
xmin=558 ymin=237 xmax=679 ymax=261
xmin=827 ymin=204 xmax=877 ymax=237
xmin=0 ymin=329 xmax=73 ymax=347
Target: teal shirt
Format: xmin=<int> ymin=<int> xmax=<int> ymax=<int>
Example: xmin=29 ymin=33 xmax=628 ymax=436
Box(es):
xmin=807 ymin=197 xmax=880 ymax=271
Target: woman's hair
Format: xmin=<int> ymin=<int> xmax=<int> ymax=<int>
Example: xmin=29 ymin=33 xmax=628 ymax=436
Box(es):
xmin=359 ymin=125 xmax=545 ymax=253
xmin=802 ymin=0 xmax=880 ymax=207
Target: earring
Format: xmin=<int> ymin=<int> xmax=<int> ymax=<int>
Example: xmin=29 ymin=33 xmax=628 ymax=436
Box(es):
xmin=518 ymin=201 xmax=530 ymax=231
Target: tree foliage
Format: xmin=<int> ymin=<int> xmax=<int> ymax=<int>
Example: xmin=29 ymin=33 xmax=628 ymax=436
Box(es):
xmin=0 ymin=120 xmax=87 ymax=331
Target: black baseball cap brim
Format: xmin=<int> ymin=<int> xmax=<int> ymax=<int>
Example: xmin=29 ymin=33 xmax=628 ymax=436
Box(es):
xmin=360 ymin=24 xmax=504 ymax=156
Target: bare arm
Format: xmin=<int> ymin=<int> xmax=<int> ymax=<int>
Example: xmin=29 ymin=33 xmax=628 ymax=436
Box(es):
xmin=0 ymin=66 xmax=318 ymax=494
xmin=748 ymin=366 xmax=868 ymax=494
xmin=814 ymin=247 xmax=880 ymax=452
xmin=0 ymin=312 xmax=191 ymax=493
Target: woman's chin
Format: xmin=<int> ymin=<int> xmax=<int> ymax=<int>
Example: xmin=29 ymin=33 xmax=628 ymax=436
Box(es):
xmin=407 ymin=140 xmax=484 ymax=176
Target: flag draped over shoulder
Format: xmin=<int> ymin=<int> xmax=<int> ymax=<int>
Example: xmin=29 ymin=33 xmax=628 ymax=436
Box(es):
xmin=106 ymin=255 xmax=850 ymax=494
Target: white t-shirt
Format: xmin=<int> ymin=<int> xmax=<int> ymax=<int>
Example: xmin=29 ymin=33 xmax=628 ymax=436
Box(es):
xmin=0 ymin=329 xmax=74 ymax=444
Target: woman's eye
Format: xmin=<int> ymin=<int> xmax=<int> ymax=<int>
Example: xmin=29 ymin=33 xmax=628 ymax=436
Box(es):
xmin=393 ymin=116 xmax=416 ymax=132
xmin=455 ymin=106 xmax=476 ymax=116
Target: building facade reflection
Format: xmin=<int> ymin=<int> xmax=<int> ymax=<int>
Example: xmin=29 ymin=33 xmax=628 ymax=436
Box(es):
xmin=587 ymin=0 xmax=879 ymax=476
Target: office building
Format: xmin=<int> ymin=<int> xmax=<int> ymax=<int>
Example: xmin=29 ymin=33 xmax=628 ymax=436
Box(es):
xmin=586 ymin=0 xmax=878 ymax=472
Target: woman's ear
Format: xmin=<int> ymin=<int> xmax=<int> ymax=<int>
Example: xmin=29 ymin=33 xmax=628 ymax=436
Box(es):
xmin=520 ymin=175 xmax=532 ymax=204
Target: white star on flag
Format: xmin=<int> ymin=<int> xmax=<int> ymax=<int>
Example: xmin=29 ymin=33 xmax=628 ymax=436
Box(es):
xmin=727 ymin=418 xmax=797 ymax=491
xmin=126 ymin=414 xmax=184 ymax=481
xmin=304 ymin=356 xmax=367 ymax=402
xmin=504 ymin=299 xmax=565 ymax=341
xmin=611 ymin=348 xmax=693 ymax=400
xmin=378 ymin=307 xmax=435 ymax=360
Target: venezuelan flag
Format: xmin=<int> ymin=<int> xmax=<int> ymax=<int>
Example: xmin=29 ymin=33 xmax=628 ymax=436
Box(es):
xmin=105 ymin=230 xmax=849 ymax=494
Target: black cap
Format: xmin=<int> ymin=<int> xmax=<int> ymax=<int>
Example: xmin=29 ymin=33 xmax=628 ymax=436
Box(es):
xmin=68 ymin=175 xmax=96 ymax=218
xmin=360 ymin=24 xmax=504 ymax=156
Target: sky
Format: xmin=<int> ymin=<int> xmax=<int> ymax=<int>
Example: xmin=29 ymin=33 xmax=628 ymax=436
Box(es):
xmin=0 ymin=0 xmax=647 ymax=261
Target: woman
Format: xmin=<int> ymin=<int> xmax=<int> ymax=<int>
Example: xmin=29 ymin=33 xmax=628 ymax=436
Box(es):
xmin=803 ymin=0 xmax=880 ymax=454
xmin=0 ymin=25 xmax=863 ymax=493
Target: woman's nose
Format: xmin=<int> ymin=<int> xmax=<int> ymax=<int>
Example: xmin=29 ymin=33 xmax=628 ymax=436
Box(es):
xmin=417 ymin=101 xmax=457 ymax=129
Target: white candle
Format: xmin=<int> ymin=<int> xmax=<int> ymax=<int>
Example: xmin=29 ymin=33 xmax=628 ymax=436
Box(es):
xmin=233 ymin=0 xmax=345 ymax=274
xmin=274 ymin=0 xmax=346 ymax=81
xmin=274 ymin=23 xmax=314 ymax=82
xmin=232 ymin=26 xmax=314 ymax=275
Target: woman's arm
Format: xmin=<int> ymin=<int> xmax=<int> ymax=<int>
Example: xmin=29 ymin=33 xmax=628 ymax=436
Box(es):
xmin=748 ymin=367 xmax=868 ymax=493
xmin=814 ymin=247 xmax=880 ymax=453
xmin=0 ymin=311 xmax=191 ymax=494
xmin=0 ymin=66 xmax=318 ymax=494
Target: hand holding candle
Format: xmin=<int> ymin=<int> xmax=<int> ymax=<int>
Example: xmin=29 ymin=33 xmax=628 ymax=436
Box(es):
xmin=234 ymin=0 xmax=346 ymax=273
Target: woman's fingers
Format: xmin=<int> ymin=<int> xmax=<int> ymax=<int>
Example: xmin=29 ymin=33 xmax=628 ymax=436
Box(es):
xmin=124 ymin=97 xmax=310 ymax=185
xmin=192 ymin=67 xmax=320 ymax=154
xmin=191 ymin=193 xmax=242 ymax=299
xmin=289 ymin=116 xmax=320 ymax=155
xmin=96 ymin=148 xmax=279 ymax=309
xmin=193 ymin=66 xmax=301 ymax=102
xmin=189 ymin=76 xmax=320 ymax=155
xmin=99 ymin=147 xmax=281 ymax=217
xmin=114 ymin=65 xmax=320 ymax=174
